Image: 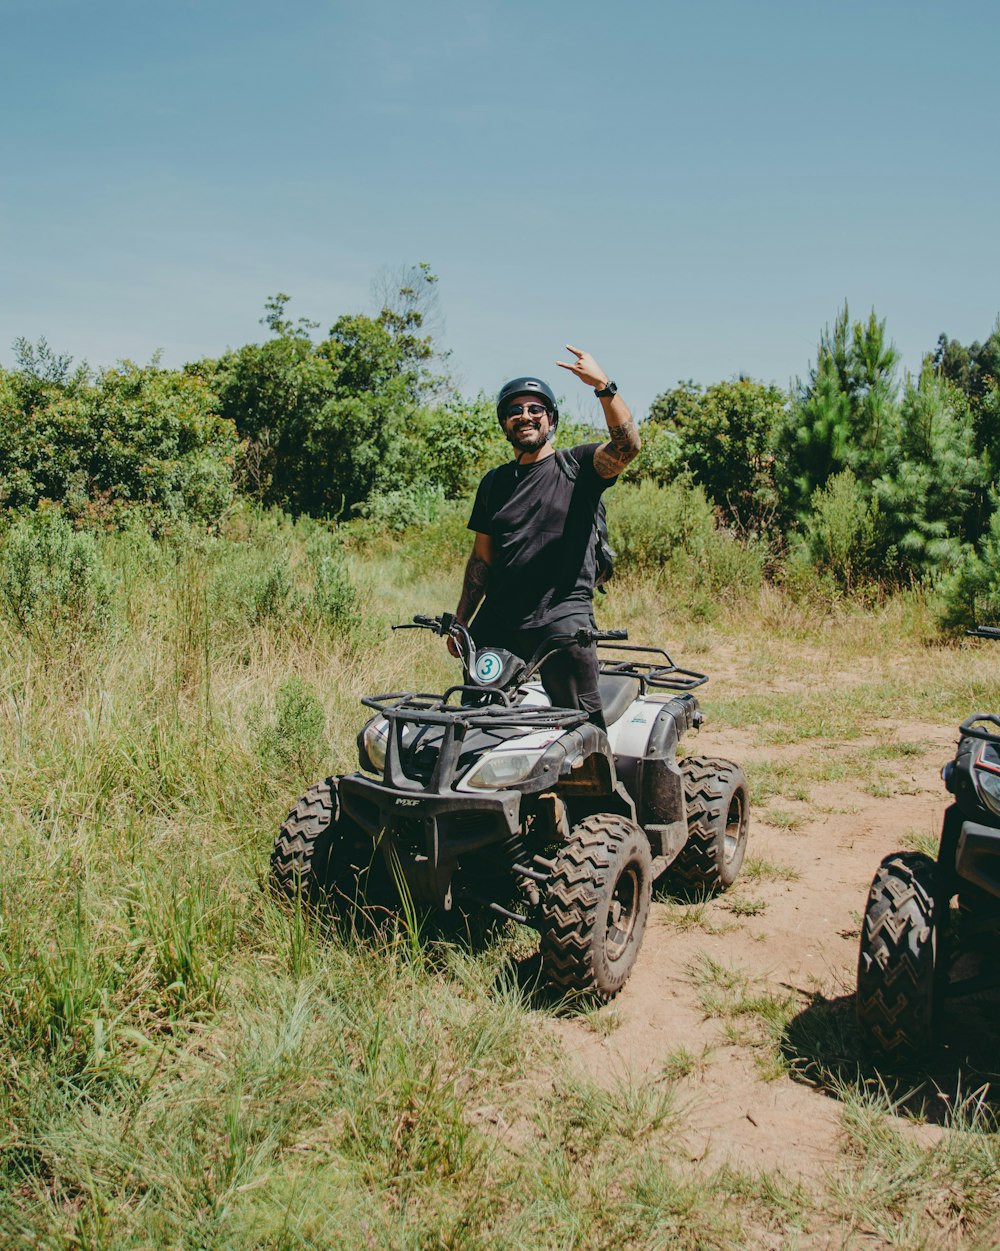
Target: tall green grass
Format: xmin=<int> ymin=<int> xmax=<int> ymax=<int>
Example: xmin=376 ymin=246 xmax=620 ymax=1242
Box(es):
xmin=1 ymin=502 xmax=998 ymax=1247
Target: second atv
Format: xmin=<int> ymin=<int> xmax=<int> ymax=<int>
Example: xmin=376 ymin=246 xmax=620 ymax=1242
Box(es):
xmin=272 ymin=613 xmax=750 ymax=1001
xmin=857 ymin=625 xmax=1000 ymax=1055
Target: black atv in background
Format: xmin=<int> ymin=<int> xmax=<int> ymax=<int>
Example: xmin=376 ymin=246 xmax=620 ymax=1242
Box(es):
xmin=857 ymin=626 xmax=1000 ymax=1056
xmin=271 ymin=613 xmax=750 ymax=1002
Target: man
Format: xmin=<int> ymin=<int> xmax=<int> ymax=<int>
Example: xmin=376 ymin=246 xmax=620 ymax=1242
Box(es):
xmin=449 ymin=345 xmax=641 ymax=728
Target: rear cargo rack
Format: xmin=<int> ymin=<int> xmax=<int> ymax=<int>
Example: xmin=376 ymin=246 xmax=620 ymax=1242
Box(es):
xmin=596 ymin=642 xmax=708 ymax=692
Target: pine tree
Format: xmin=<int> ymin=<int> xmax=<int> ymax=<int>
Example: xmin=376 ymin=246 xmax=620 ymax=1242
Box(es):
xmin=871 ymin=366 xmax=985 ymax=578
xmin=775 ymin=303 xmax=899 ymax=521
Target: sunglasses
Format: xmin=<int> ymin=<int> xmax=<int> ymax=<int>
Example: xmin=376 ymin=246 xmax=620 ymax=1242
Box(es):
xmin=505 ymin=402 xmax=549 ymax=419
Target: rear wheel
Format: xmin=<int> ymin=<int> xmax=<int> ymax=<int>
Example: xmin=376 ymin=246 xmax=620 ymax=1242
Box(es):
xmin=669 ymin=757 xmax=750 ymax=893
xmin=856 ymin=851 xmax=939 ymax=1056
xmin=540 ymin=814 xmax=653 ymax=1002
xmin=270 ymin=778 xmax=382 ymax=910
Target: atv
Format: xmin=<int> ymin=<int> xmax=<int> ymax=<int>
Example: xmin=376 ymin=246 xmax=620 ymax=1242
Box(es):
xmin=271 ymin=612 xmax=750 ymax=1001
xmin=857 ymin=625 xmax=1000 ymax=1055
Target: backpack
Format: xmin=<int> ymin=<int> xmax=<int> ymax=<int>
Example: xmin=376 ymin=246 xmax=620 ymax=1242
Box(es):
xmin=553 ymin=448 xmax=616 ymax=592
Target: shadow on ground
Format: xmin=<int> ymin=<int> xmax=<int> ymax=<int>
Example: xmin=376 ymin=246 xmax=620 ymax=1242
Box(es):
xmin=780 ymin=986 xmax=1000 ymax=1125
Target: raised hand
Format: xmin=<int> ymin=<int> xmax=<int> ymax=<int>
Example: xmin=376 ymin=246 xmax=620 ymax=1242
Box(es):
xmin=556 ymin=344 xmax=609 ymax=390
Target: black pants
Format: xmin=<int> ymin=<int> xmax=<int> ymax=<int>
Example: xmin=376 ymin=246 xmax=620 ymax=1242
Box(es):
xmin=471 ymin=615 xmax=606 ymax=730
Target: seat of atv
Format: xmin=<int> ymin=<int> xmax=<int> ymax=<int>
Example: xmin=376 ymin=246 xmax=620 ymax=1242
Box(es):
xmin=599 ymin=673 xmax=642 ymax=726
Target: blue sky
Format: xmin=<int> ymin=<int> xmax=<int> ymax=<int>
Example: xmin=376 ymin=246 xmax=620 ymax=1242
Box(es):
xmin=2 ymin=0 xmax=998 ymax=421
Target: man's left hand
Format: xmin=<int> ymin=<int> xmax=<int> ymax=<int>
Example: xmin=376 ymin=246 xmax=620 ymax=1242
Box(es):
xmin=556 ymin=345 xmax=609 ymax=391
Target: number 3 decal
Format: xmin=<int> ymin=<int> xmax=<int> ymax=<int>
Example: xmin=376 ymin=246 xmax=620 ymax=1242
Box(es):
xmin=475 ymin=652 xmax=502 ymax=683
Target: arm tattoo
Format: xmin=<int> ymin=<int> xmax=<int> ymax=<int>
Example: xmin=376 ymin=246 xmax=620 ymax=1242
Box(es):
xmin=593 ymin=418 xmax=641 ymax=478
xmin=456 ymin=553 xmax=491 ymax=621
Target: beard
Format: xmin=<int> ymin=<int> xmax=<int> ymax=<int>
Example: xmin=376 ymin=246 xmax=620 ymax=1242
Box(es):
xmin=507 ymin=420 xmax=548 ymax=453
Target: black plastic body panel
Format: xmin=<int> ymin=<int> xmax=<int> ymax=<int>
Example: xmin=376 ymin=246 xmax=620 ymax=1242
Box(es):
xmin=339 ymin=771 xmax=522 ymax=908
xmin=948 ymin=733 xmax=994 ymax=820
xmin=957 ymin=819 xmax=1000 ymax=900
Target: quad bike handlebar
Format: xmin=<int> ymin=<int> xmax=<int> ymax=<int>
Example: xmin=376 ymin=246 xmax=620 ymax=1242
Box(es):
xmin=391 ymin=613 xmax=628 ymax=691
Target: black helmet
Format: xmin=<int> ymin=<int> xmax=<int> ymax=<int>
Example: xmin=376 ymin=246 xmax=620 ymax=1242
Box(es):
xmin=496 ymin=376 xmax=559 ymax=430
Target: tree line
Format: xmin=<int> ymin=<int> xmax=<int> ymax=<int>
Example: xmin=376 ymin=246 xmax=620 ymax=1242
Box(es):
xmin=2 ymin=265 xmax=999 ymax=624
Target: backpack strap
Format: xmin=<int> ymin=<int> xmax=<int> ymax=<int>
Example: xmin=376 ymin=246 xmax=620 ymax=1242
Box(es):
xmin=554 ymin=447 xmax=580 ymax=482
xmin=555 ymin=448 xmax=615 ymax=591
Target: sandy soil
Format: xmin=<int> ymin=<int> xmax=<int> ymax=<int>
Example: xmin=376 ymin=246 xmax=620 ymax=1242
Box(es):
xmin=543 ymin=712 xmax=996 ymax=1184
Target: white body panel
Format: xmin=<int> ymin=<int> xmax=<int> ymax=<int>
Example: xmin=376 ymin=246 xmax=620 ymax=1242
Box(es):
xmin=518 ymin=682 xmax=672 ymax=759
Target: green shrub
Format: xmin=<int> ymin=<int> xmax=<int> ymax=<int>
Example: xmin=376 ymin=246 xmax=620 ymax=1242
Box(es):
xmin=611 ymin=478 xmax=716 ymax=570
xmin=609 ymin=479 xmax=765 ymax=597
xmin=628 ymin=422 xmax=684 ymax=485
xmin=304 ymin=531 xmax=360 ymax=631
xmin=211 ymin=555 xmax=295 ymax=630
xmin=357 ymin=482 xmax=447 ymax=532
xmin=0 ymin=509 xmax=113 ymax=636
xmin=405 ymin=396 xmax=509 ymax=499
xmin=256 ymin=677 xmax=328 ymax=777
xmin=790 ymin=470 xmax=882 ymax=594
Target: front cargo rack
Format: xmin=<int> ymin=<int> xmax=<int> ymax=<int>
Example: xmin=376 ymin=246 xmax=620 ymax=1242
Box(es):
xmin=596 ymin=642 xmax=708 ymax=693
xmin=362 ymin=688 xmax=589 ymax=731
xmin=958 ymin=713 xmax=1000 ymax=745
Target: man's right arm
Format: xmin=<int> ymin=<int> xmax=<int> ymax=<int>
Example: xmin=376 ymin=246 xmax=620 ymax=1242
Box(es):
xmin=455 ymin=531 xmax=493 ymax=626
xmin=448 ymin=531 xmax=492 ymax=657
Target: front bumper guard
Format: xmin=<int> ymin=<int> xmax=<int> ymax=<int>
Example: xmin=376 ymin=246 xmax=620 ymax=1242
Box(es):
xmin=339 ymin=772 xmax=522 ymax=908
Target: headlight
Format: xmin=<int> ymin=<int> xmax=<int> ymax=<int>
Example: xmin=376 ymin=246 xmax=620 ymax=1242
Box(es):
xmin=462 ymin=749 xmax=545 ymax=790
xmin=362 ymin=718 xmax=389 ymax=773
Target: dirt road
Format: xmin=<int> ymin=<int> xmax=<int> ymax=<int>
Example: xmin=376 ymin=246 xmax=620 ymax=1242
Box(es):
xmin=547 ymin=716 xmax=978 ymax=1179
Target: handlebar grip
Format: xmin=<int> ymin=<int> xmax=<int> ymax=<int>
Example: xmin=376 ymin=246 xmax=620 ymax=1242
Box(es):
xmin=597 ymin=629 xmax=628 ymax=640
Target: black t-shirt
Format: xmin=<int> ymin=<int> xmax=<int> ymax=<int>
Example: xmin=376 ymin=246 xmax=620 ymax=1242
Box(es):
xmin=467 ymin=444 xmax=616 ymax=630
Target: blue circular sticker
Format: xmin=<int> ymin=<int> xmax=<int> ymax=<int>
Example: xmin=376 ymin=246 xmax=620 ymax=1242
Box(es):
xmin=474 ymin=651 xmax=503 ymax=683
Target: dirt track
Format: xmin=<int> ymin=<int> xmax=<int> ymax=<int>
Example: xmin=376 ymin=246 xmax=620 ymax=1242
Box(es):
xmin=546 ymin=715 xmax=971 ymax=1180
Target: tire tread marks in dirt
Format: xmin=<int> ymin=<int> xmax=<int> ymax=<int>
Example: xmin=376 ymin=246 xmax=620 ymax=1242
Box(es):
xmin=540 ymin=813 xmax=652 ymax=1002
xmin=670 ymin=756 xmax=749 ymax=893
xmin=856 ymin=851 xmax=938 ymax=1056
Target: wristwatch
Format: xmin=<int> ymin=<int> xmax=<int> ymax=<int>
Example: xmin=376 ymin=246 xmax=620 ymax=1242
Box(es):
xmin=594 ymin=380 xmax=618 ymax=398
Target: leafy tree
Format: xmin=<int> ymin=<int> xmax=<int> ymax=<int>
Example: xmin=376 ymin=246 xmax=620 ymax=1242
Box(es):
xmin=207 ymin=271 xmax=449 ymax=518
xmin=405 ymin=394 xmax=508 ymax=501
xmin=647 ymin=377 xmax=786 ymax=532
xmin=932 ymin=318 xmax=1000 ymax=403
xmin=370 ymin=261 xmax=451 ymax=400
xmin=0 ymin=360 xmax=236 ymax=527
xmin=203 ymin=300 xmax=340 ymax=505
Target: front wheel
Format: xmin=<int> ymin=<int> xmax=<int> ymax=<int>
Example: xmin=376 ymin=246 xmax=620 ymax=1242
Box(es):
xmin=669 ymin=756 xmax=750 ymax=893
xmin=270 ymin=778 xmax=382 ymax=910
xmin=540 ymin=814 xmax=653 ymax=1002
xmin=856 ymin=851 xmax=939 ymax=1057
